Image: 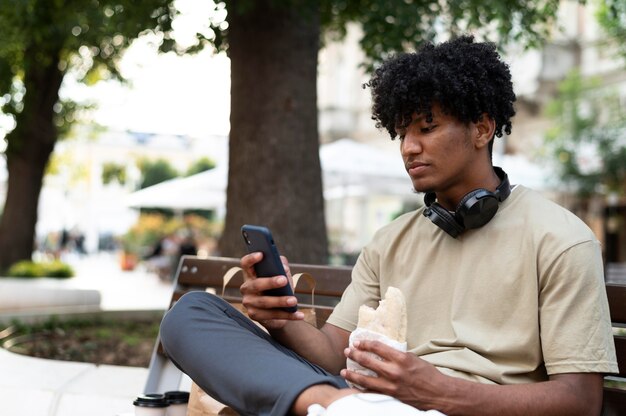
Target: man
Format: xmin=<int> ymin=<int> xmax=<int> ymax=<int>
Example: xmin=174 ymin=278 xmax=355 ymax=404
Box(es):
xmin=160 ymin=36 xmax=617 ymax=415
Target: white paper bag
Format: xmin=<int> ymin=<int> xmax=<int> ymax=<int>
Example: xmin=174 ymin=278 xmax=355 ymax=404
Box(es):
xmin=346 ymin=328 xmax=407 ymax=390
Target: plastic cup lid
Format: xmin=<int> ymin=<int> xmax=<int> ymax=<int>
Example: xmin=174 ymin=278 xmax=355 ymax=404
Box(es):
xmin=133 ymin=393 xmax=169 ymax=408
xmin=164 ymin=390 xmax=190 ymax=404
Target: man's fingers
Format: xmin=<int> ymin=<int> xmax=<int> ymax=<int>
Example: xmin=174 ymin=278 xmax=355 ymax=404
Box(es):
xmin=247 ymin=293 xmax=297 ymax=310
xmin=245 ymin=297 xmax=304 ymax=321
xmin=340 ymin=367 xmax=391 ymax=393
xmin=353 ymin=340 xmax=405 ymax=361
xmin=340 ymin=368 xmax=372 ymax=389
xmin=242 ymin=276 xmax=298 ymax=309
xmin=248 ymin=307 xmax=304 ymax=322
xmin=240 ymin=252 xmax=262 ymax=276
xmin=343 ymin=341 xmax=406 ymax=379
xmin=243 ymin=275 xmax=290 ymax=293
xmin=344 ymin=346 xmax=385 ymax=376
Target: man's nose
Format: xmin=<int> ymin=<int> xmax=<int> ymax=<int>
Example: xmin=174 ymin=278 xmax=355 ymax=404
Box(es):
xmin=400 ymin=132 xmax=422 ymax=156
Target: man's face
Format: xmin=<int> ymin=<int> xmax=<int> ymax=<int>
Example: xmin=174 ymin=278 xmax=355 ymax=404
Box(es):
xmin=397 ymin=104 xmax=481 ymax=208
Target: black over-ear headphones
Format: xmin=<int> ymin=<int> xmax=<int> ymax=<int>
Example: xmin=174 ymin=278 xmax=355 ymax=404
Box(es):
xmin=423 ymin=167 xmax=511 ymax=238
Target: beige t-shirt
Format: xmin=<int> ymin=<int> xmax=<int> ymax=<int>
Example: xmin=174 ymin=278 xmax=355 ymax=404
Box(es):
xmin=328 ymin=185 xmax=618 ymax=384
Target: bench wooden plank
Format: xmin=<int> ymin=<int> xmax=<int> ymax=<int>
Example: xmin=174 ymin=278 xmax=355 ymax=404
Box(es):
xmin=175 ymin=255 xmax=353 ymax=298
xmin=606 ymin=263 xmax=626 ymax=284
xmin=614 ymin=336 xmax=626 ymax=379
xmin=607 ymin=283 xmax=626 ymax=325
xmin=603 ymin=387 xmax=626 ymax=416
xmin=604 ymin=282 xmax=626 ymax=415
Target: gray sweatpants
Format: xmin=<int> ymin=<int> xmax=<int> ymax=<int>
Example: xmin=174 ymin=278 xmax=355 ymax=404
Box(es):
xmin=159 ymin=291 xmax=348 ymax=416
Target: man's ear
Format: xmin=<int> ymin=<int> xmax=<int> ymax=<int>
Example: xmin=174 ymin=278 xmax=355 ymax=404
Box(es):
xmin=473 ymin=114 xmax=496 ymax=149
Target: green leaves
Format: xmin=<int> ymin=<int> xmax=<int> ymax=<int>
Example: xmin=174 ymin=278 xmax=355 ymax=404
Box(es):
xmin=319 ymin=0 xmax=562 ymax=70
xmin=137 ymin=158 xmax=179 ymax=189
xmin=186 ymin=157 xmax=216 ymax=177
xmin=597 ymin=0 xmax=626 ymax=60
xmin=0 ymin=0 xmax=181 ymax=156
xmin=0 ymin=0 xmax=176 ymax=100
xmin=543 ymin=70 xmax=626 ymax=197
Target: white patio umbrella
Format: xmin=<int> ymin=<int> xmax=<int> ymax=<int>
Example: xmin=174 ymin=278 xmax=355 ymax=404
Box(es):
xmin=125 ymin=165 xmax=227 ymax=212
xmin=126 ymin=139 xmax=415 ymax=211
xmin=320 ymin=138 xmax=413 ymax=200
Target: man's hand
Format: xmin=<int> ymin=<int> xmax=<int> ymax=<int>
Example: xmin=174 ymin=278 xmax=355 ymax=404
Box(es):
xmin=341 ymin=339 xmax=444 ymax=411
xmin=240 ymin=252 xmax=305 ymax=330
xmin=342 ymin=339 xmax=604 ymax=416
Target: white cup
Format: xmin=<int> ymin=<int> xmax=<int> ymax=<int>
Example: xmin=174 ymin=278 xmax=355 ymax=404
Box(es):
xmin=133 ymin=394 xmax=168 ymax=416
xmin=166 ymin=403 xmax=187 ymax=416
xmin=164 ymin=391 xmax=189 ymax=416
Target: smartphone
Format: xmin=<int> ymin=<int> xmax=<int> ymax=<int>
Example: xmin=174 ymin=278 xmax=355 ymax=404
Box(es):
xmin=241 ymin=224 xmax=297 ymax=312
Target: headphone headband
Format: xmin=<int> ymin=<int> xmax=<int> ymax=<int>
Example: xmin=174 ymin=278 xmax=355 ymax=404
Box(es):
xmin=491 ymin=167 xmax=510 ymax=202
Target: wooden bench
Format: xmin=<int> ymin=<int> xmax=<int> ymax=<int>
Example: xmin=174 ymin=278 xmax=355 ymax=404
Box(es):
xmin=604 ymin=282 xmax=626 ymax=415
xmin=145 ymin=255 xmax=626 ymax=414
xmin=606 ymin=262 xmax=626 ymax=284
xmin=144 ymin=255 xmax=353 ymax=394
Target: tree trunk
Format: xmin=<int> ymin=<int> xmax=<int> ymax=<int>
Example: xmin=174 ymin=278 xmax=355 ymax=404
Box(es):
xmin=217 ymin=0 xmax=328 ymax=264
xmin=0 ymin=47 xmax=63 ymax=271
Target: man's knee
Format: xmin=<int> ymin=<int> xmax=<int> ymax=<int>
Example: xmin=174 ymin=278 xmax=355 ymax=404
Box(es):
xmin=160 ymin=292 xmax=223 ymax=343
xmin=173 ymin=290 xmax=228 ymax=314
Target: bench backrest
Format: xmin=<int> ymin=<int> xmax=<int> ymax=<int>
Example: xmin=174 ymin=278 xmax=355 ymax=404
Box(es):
xmin=604 ymin=282 xmax=626 ymax=415
xmin=171 ymin=255 xmax=353 ymax=326
xmin=145 ymin=256 xmax=626 ymax=415
xmin=144 ymin=256 xmax=352 ymax=393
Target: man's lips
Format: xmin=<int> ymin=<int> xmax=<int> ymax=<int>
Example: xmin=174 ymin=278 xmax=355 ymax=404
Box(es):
xmin=406 ymin=161 xmax=429 ymax=176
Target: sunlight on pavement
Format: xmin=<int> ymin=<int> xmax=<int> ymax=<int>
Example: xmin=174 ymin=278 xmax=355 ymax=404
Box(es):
xmin=63 ymin=252 xmax=173 ymax=311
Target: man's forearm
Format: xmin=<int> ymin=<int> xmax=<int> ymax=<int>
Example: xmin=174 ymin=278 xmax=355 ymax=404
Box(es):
xmin=269 ymin=321 xmax=347 ymax=373
xmin=431 ymin=373 xmax=602 ymax=416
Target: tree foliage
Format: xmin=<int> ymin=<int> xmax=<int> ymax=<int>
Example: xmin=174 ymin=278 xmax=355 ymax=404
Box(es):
xmin=320 ymin=0 xmax=560 ymax=69
xmin=543 ymin=70 xmax=626 ymax=197
xmin=176 ymin=0 xmax=562 ymax=68
xmin=186 ymin=157 xmax=216 ymax=176
xmin=0 ymin=0 xmax=175 ymax=142
xmin=101 ymin=162 xmax=127 ymax=185
xmin=138 ymin=158 xmax=179 ymax=189
xmin=597 ymin=0 xmax=626 ymax=59
xmin=0 ymin=0 xmax=179 ymax=270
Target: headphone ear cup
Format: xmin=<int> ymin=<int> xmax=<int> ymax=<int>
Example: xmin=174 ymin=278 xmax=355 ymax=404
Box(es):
xmin=424 ymin=202 xmax=465 ymax=238
xmin=455 ymin=189 xmax=499 ymax=229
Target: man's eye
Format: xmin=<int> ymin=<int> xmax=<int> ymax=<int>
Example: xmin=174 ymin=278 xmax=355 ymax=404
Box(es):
xmin=421 ymin=126 xmax=436 ymax=133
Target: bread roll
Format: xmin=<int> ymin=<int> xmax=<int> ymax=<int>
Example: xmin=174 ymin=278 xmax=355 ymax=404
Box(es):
xmin=356 ymin=286 xmax=406 ymax=342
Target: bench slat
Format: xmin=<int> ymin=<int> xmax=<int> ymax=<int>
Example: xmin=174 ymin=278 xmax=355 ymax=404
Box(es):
xmin=614 ymin=336 xmax=626 ymax=379
xmin=607 ymin=283 xmax=626 ymax=325
xmin=176 ymin=255 xmax=352 ymax=297
xmin=606 ymin=263 xmax=626 ymax=285
xmin=603 ymin=387 xmax=626 ymax=416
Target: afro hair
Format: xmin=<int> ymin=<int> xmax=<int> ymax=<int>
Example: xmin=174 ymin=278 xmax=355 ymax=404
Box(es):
xmin=366 ymin=35 xmax=516 ymax=146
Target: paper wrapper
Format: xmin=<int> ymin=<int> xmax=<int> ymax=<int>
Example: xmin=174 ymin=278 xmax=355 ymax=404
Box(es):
xmin=346 ymin=328 xmax=407 ymax=390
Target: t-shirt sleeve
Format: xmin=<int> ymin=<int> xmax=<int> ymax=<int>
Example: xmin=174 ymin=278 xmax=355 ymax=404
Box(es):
xmin=539 ymin=240 xmax=618 ymax=375
xmin=326 ymin=242 xmax=382 ymax=332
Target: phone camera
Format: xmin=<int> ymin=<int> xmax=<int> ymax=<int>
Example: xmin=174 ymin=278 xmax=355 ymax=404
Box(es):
xmin=242 ymin=231 xmax=251 ymax=245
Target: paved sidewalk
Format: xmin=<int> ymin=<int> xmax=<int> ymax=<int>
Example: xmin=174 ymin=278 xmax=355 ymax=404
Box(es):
xmin=0 ymin=348 xmax=150 ymax=416
xmin=0 ymin=252 xmax=183 ymax=416
xmin=60 ymin=251 xmax=174 ymax=311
